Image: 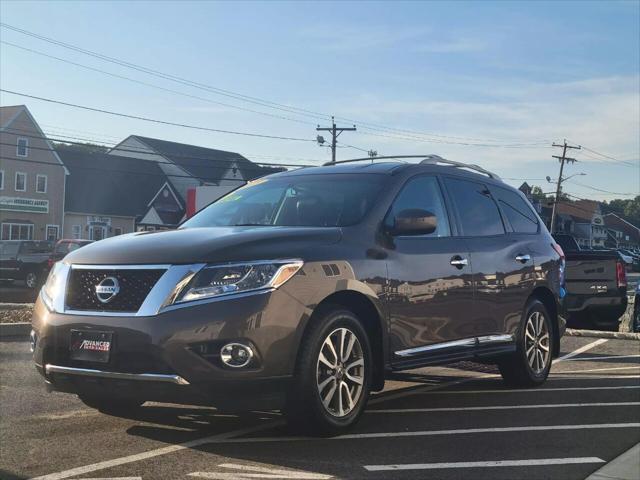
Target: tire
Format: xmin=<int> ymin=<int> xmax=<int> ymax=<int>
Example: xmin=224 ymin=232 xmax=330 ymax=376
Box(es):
xmin=498 ymin=299 xmax=554 ymax=387
xmin=79 ymin=395 xmax=144 ymax=415
xmin=25 ymin=271 xmax=39 ymax=289
xmin=285 ymin=307 xmax=372 ymax=436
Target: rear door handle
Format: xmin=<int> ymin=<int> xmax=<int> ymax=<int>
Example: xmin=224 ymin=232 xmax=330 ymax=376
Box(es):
xmin=515 ymin=254 xmax=531 ymax=263
xmin=450 ymin=256 xmax=468 ymax=268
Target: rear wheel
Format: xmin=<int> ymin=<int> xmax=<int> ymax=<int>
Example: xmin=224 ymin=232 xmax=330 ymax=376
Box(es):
xmin=498 ymin=299 xmax=553 ymax=387
xmin=285 ymin=307 xmax=372 ymax=435
xmin=79 ymin=395 xmax=144 ymax=415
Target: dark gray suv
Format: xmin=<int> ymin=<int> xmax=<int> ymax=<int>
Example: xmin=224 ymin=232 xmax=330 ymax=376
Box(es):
xmin=32 ymin=156 xmax=566 ymax=434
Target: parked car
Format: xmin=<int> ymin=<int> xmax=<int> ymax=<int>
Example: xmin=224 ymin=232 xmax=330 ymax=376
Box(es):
xmin=617 ymin=249 xmax=634 ymax=267
xmin=553 ymin=234 xmax=627 ymax=331
xmin=48 ymin=240 xmax=94 ymax=269
xmin=618 ymin=249 xmax=640 ymax=272
xmin=32 ymin=157 xmax=566 ymax=434
xmin=633 ymin=283 xmax=640 ymax=333
xmin=0 ymin=240 xmax=54 ymax=289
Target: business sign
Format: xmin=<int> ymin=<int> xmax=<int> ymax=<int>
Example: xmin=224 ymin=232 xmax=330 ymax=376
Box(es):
xmin=0 ymin=196 xmax=49 ymax=213
xmin=87 ymin=216 xmax=112 ymax=226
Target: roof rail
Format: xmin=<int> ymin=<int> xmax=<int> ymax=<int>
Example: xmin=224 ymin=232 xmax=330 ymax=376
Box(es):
xmin=322 ymin=154 xmax=501 ymax=180
xmin=420 ymin=155 xmax=501 ymax=180
xmin=323 ymin=155 xmax=442 ymax=166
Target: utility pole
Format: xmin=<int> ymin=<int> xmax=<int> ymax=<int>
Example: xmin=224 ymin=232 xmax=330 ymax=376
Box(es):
xmin=550 ymin=140 xmax=581 ymax=233
xmin=316 ymin=116 xmax=356 ymax=163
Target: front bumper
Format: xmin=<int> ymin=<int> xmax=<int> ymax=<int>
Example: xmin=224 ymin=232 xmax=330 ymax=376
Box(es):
xmin=32 ymin=286 xmax=307 ymax=410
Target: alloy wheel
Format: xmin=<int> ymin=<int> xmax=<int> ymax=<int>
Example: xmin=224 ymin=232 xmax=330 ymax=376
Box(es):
xmin=316 ymin=327 xmax=364 ymax=417
xmin=26 ymin=273 xmax=37 ymax=289
xmin=525 ymin=311 xmax=550 ymax=374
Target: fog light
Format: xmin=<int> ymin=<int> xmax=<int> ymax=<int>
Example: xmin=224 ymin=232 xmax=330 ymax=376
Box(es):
xmin=30 ymin=330 xmax=37 ymax=353
xmin=220 ymin=343 xmax=254 ymax=368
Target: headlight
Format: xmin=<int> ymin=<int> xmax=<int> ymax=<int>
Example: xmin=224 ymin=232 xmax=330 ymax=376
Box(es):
xmin=41 ymin=262 xmax=67 ymax=312
xmin=173 ymin=260 xmax=303 ymax=304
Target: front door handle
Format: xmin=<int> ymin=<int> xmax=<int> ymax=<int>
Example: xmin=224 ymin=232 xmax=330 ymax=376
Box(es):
xmin=450 ymin=256 xmax=468 ymax=268
xmin=515 ymin=254 xmax=531 ymax=263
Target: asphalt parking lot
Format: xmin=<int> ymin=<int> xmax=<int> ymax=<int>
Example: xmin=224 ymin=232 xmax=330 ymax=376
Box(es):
xmin=1 ymin=335 xmax=638 ymax=480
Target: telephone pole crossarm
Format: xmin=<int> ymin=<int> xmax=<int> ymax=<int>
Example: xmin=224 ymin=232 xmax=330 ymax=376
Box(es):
xmin=316 ymin=116 xmax=357 ymax=164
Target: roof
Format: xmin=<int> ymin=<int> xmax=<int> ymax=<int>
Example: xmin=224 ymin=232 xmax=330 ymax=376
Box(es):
xmin=58 ymin=147 xmax=167 ymax=217
xmin=604 ymin=213 xmax=640 ymax=242
xmin=128 ymin=136 xmax=284 ymax=184
xmin=0 ymin=105 xmax=25 ymax=130
xmin=556 ymin=199 xmax=600 ymax=223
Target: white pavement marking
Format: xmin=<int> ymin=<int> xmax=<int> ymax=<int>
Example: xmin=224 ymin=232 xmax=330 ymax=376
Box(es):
xmin=28 ymin=421 xmax=285 ymax=480
xmin=368 ymin=401 xmax=640 ymax=414
xmin=189 ymin=463 xmax=333 ymax=479
xmin=364 ymin=457 xmax=606 ymax=472
xmin=554 ymin=338 xmax=608 ymax=363
xmin=565 ymin=354 xmax=640 ymax=362
xmin=216 ymin=423 xmax=640 ymax=444
xmin=554 ymin=366 xmax=640 ymax=374
xmin=419 ymin=385 xmax=640 ymax=395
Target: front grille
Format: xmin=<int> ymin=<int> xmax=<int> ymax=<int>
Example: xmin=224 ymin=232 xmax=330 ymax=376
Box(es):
xmin=65 ymin=268 xmax=166 ymax=312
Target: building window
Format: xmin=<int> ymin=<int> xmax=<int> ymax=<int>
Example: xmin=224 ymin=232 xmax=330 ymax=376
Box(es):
xmin=114 ymin=227 xmax=123 ymax=236
xmin=15 ymin=172 xmax=26 ymax=191
xmin=1 ymin=223 xmax=34 ymax=240
xmin=0 ymin=170 xmax=4 ymax=190
xmin=72 ymin=225 xmax=82 ymax=239
xmin=46 ymin=225 xmax=59 ymax=241
xmin=17 ymin=137 xmax=29 ymax=157
xmin=36 ymin=174 xmax=47 ymax=193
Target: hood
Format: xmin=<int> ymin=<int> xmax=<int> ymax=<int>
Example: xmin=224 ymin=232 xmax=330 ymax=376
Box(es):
xmin=65 ymin=227 xmax=342 ymax=265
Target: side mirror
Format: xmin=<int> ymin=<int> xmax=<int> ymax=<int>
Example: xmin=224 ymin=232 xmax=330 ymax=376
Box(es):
xmin=391 ymin=209 xmax=437 ymax=236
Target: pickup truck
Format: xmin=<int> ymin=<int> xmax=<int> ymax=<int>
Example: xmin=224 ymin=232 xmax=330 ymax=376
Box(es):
xmin=0 ymin=240 xmax=54 ymax=289
xmin=553 ymin=234 xmax=628 ymax=331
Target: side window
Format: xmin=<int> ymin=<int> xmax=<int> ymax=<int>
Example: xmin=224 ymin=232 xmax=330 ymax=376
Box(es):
xmin=493 ymin=186 xmax=539 ymax=234
xmin=386 ymin=176 xmax=450 ymax=237
xmin=444 ymin=177 xmax=504 ymax=237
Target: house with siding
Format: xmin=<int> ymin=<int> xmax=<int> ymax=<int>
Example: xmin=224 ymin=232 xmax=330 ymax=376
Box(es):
xmin=0 ymin=105 xmax=68 ymax=241
xmin=604 ymin=213 xmax=640 ymax=249
xmin=108 ymin=135 xmax=282 ymax=229
xmin=57 ymin=148 xmax=167 ymax=240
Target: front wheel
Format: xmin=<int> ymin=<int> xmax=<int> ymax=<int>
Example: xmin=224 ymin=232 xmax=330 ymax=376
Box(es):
xmin=498 ymin=299 xmax=554 ymax=387
xmin=285 ymin=307 xmax=372 ymax=435
xmin=25 ymin=271 xmax=40 ymax=289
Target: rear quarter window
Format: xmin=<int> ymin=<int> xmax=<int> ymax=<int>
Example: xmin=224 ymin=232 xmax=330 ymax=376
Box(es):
xmin=492 ymin=186 xmax=539 ymax=234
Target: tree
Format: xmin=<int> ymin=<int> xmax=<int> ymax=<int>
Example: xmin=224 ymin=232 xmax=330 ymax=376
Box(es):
xmin=53 ymin=142 xmax=108 ymax=154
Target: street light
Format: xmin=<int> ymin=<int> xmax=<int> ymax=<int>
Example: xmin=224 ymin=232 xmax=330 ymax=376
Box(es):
xmin=546 ymin=172 xmax=586 ymax=184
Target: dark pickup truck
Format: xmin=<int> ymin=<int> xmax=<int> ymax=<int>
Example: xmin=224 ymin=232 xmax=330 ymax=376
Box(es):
xmin=0 ymin=240 xmax=53 ymax=289
xmin=553 ymin=234 xmax=627 ymax=331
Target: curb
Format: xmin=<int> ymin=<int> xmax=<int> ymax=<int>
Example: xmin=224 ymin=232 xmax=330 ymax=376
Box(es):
xmin=0 ymin=322 xmax=31 ymax=338
xmin=586 ymin=443 xmax=640 ymax=480
xmin=565 ymin=328 xmax=640 ymax=341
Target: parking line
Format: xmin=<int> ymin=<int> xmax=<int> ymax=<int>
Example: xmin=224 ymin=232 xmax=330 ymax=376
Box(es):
xmin=218 ymin=423 xmax=640 ymax=444
xmin=28 ymin=421 xmax=285 ymax=480
xmin=368 ymin=401 xmax=640 ymax=413
xmin=554 ymin=338 xmax=608 ymax=363
xmin=419 ymin=385 xmax=640 ymax=395
xmin=364 ymin=457 xmax=606 ymax=472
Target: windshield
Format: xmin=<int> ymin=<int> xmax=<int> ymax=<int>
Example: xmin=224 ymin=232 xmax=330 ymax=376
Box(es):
xmin=181 ymin=174 xmax=386 ymax=228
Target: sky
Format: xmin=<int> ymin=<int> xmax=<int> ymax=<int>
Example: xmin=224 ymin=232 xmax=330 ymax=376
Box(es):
xmin=1 ymin=0 xmax=638 ymax=200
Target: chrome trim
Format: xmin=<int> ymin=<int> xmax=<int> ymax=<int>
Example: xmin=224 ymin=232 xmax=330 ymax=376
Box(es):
xmin=159 ymin=287 xmax=274 ymax=313
xmin=70 ymin=264 xmax=171 ymax=270
xmin=477 ymin=334 xmax=514 ymax=344
xmin=395 ymin=338 xmax=476 ymax=357
xmin=395 ymin=334 xmax=514 ymax=357
xmin=45 ymin=364 xmax=190 ymax=385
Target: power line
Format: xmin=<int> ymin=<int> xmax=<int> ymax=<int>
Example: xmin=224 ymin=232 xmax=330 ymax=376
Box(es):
xmin=0 ymin=23 xmax=551 ymax=147
xmin=566 ymin=179 xmax=637 ymax=197
xmin=0 ymin=89 xmax=317 ymax=142
xmin=0 ymin=40 xmax=317 ymax=127
xmin=0 ymin=129 xmax=316 ymax=169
